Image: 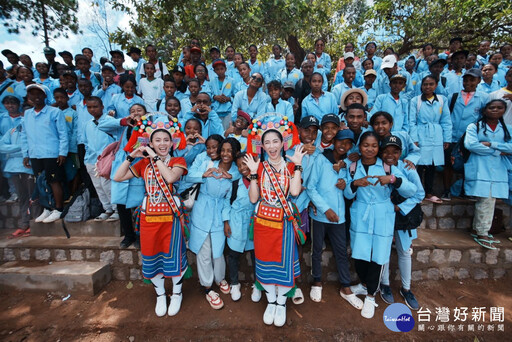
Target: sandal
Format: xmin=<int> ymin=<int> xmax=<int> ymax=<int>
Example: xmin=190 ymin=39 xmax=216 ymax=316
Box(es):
xmin=339 ymin=290 xmax=364 ymax=310
xmin=292 ymin=288 xmax=304 ymax=305
xmin=474 ymin=237 xmax=497 ymax=250
xmin=424 ymin=195 xmax=443 ymax=204
xmin=310 ymin=286 xmax=322 ymax=302
xmin=8 ymin=228 xmax=27 ymax=239
xmin=470 ymin=233 xmax=500 ymax=243
xmin=22 ymin=228 xmax=31 ymax=237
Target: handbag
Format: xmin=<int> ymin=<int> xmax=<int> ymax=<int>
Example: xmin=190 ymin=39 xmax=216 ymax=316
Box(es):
xmin=180 ymin=160 xmax=214 ymax=209
xmin=95 ymin=140 xmax=121 ymax=179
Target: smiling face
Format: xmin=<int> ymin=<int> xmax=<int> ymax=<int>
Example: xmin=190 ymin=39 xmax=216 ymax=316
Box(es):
xmin=381 ymin=145 xmax=401 ymax=166
xmin=250 ymin=73 xmax=263 ymax=88
xmin=262 ymin=131 xmax=284 ymax=161
xmin=343 ymin=66 xmax=356 ymax=84
xmin=234 ymin=116 xmax=249 ymax=130
xmin=206 ymin=139 xmax=220 ymax=160
xmin=421 ymin=77 xmax=437 ymax=97
xmin=346 ymin=109 xmax=365 ymax=132
xmin=122 ymin=80 xmax=136 ymax=97
xmin=315 ymin=40 xmax=325 ymax=54
xmin=27 ymin=89 xmax=46 ymax=108
xmin=285 ymin=54 xmax=296 ymax=69
xmin=226 ymin=47 xmax=235 ymax=60
xmin=299 ymin=125 xmax=318 ymax=144
xmin=272 ymin=45 xmax=281 ymax=58
xmin=185 ymin=119 xmax=201 ymax=137
xmin=163 ymin=81 xmax=177 ymax=97
xmin=220 ymin=142 xmax=234 ymax=165
xmin=321 ymin=122 xmax=339 ymax=143
xmin=344 ymin=92 xmax=363 ymax=108
xmin=195 ymin=65 xmax=206 ymax=81
xmin=150 ymin=131 xmax=172 ymax=157
xmin=462 ymin=75 xmax=480 ymax=92
xmin=129 ymin=104 xmax=146 ymax=121
xmin=102 ymin=69 xmax=115 ymax=84
xmin=359 ymin=135 xmax=379 ymax=159
xmin=112 ymin=53 xmax=124 ymax=67
xmin=372 ymin=115 xmax=392 ymax=138
xmin=165 ymin=99 xmax=181 ymax=117
xmin=249 ymin=46 xmax=258 ymax=59
xmin=334 ymin=138 xmax=353 ymax=157
xmin=238 ymin=64 xmax=250 ymax=79
xmin=237 ymin=157 xmax=250 ymax=177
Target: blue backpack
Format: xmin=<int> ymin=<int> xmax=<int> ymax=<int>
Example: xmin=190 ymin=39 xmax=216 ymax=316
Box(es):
xmin=32 ymin=171 xmax=55 ymax=210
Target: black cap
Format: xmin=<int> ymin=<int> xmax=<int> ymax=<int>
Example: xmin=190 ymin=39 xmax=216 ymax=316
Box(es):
xmin=2 ymin=49 xmax=18 ymax=58
xmin=209 ymin=46 xmax=220 ymax=53
xmin=451 ymin=50 xmax=469 ymax=59
xmin=381 ymin=135 xmax=402 ymax=150
xmin=172 ymin=65 xmax=185 ymax=74
xmin=299 ymin=116 xmax=320 ymax=129
xmin=127 ymin=47 xmax=142 ymax=56
xmin=58 ymin=50 xmax=72 ymax=58
xmin=43 ymin=47 xmax=56 ymax=55
xmin=109 ymin=50 xmax=124 ymax=57
xmin=429 ymin=58 xmax=448 ymax=69
xmin=74 ymin=54 xmax=89 ymax=62
xmin=321 ymin=114 xmax=340 ymax=127
xmin=463 ymin=68 xmax=482 ymax=79
xmin=449 ymin=37 xmax=463 ymax=45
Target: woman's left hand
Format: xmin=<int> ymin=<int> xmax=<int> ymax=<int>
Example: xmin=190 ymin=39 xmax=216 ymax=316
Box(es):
xmin=443 ymin=142 xmax=450 ymax=150
xmin=374 ymin=175 xmax=393 ymax=186
xmin=286 ymin=144 xmax=306 ymax=165
xmin=144 ymin=146 xmax=156 ymax=158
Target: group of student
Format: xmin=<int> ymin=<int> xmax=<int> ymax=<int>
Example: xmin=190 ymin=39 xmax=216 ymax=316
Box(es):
xmin=0 ymin=37 xmax=511 ymax=325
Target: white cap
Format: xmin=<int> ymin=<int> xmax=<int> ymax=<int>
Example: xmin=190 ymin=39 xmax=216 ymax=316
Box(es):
xmin=344 ymin=52 xmax=355 ymax=59
xmin=381 ymin=55 xmax=397 ymax=69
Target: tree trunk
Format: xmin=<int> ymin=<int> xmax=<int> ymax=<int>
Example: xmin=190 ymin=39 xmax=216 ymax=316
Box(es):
xmin=40 ymin=0 xmax=49 ymax=47
xmin=286 ymin=34 xmax=305 ymax=68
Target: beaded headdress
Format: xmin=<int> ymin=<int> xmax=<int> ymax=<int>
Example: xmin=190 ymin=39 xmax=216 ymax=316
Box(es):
xmin=246 ymin=112 xmax=300 ymax=156
xmin=124 ymin=114 xmax=186 ymax=152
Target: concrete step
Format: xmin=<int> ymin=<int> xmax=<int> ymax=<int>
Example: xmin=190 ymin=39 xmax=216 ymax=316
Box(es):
xmin=0 ymin=261 xmax=111 ymax=295
xmin=30 ymin=219 xmax=121 ymax=237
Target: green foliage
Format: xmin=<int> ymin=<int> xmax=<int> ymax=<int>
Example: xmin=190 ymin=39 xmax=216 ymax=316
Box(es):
xmin=368 ymin=0 xmax=512 ymax=55
xmin=1 ymin=0 xmax=80 ymax=45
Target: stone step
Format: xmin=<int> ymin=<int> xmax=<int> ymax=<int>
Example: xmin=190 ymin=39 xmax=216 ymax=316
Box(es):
xmin=0 ymin=261 xmax=111 ymax=295
xmin=30 ymin=219 xmax=121 ymax=237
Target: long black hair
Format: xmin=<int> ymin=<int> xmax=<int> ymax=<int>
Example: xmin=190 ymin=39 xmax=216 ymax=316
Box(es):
xmin=477 ymin=99 xmax=511 ymax=141
xmin=219 ymin=137 xmax=242 ymax=163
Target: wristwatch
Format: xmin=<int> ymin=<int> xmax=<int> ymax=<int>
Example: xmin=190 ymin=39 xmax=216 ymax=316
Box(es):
xmin=126 ymin=155 xmax=135 ymax=162
xmin=153 ymin=155 xmax=161 ymax=162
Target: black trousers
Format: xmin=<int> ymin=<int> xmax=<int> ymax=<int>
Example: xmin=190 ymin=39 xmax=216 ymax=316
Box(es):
xmin=118 ymin=204 xmax=136 ymax=240
xmin=417 ymin=164 xmax=435 ymax=194
xmin=77 ymin=144 xmax=97 ymax=197
xmin=354 ymin=259 xmax=382 ymax=296
xmin=228 ymin=246 xmax=255 ymax=285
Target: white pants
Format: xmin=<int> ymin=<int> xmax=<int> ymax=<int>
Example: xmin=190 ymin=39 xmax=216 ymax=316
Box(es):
xmin=86 ymin=164 xmax=115 ymax=212
xmin=196 ymin=233 xmax=226 ymax=288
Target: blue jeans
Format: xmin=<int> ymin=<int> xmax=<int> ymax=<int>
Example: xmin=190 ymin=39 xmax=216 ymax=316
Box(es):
xmin=381 ymin=230 xmax=412 ymax=290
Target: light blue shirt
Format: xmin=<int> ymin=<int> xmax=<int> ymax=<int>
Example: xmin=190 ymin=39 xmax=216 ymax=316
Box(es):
xmin=0 ymin=117 xmax=33 ymax=175
xmin=248 ymin=59 xmax=266 ymax=76
xmin=265 ymin=57 xmax=286 ymax=82
xmin=210 ymin=76 xmax=236 ymax=116
xmin=370 ymin=93 xmax=409 ymax=133
xmin=450 ymin=91 xmax=489 ymax=142
xmin=106 ymin=93 xmax=144 ymax=119
xmin=231 ymin=89 xmax=270 ymax=121
xmin=182 ymin=110 xmax=224 ymax=138
xmin=277 ymin=67 xmax=303 ymax=86
xmin=92 ymin=83 xmax=122 ymax=111
xmin=376 ymin=71 xmax=415 ymax=101
xmin=83 ymin=114 xmax=117 ymax=164
xmin=265 ymin=98 xmax=294 ymax=123
xmin=301 ymin=91 xmax=338 ymax=121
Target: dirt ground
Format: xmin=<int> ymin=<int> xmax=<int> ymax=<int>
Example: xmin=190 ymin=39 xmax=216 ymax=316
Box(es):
xmin=0 ymin=277 xmax=511 ymax=342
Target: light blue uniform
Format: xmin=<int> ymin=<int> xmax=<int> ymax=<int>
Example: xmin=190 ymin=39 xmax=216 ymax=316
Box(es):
xmin=331 ymin=83 xmax=353 ymax=106
xmin=464 ymin=121 xmax=512 ymax=199
xmin=0 ymin=117 xmax=32 ymax=175
xmin=231 ymin=89 xmax=270 ymax=121
xmin=409 ymin=95 xmax=452 ymax=166
xmin=265 ymin=57 xmax=285 ymax=82
xmin=134 ymin=58 xmax=146 ymax=84
xmin=287 ymin=144 xmax=319 ymax=212
xmin=106 ymin=93 xmax=144 ymax=119
xmin=92 ymin=83 xmax=122 ymax=111
xmin=367 ymin=56 xmax=383 ymax=71
xmin=34 ymin=77 xmax=59 ymax=94
xmin=0 ymin=79 xmax=16 ymax=114
xmin=174 ymin=143 xmax=206 ymax=168
xmin=277 ymin=67 xmax=303 ymax=86
xmin=415 ymin=59 xmax=429 ymax=74
xmin=75 ymin=71 xmax=102 ymax=88
xmin=344 ymin=158 xmax=417 ymax=264
xmin=301 ymin=91 xmax=338 ymax=121
xmin=226 ymin=179 xmax=256 ymax=253
xmin=313 ymin=67 xmax=329 ymax=91
xmin=360 ymin=85 xmax=377 ymax=111
xmin=333 ymin=70 xmax=364 ymax=88
xmin=307 ymin=152 xmax=346 ymax=224
xmin=376 ymin=71 xmax=415 ymax=101
xmin=313 ymin=52 xmax=332 ymax=75
xmin=450 ymin=91 xmax=489 ymax=142
xmin=370 ymin=93 xmax=409 ymax=133
xmin=181 ymin=110 xmax=224 ymax=138
xmin=265 ymin=99 xmax=294 ymax=123
xmin=210 ymin=76 xmax=236 ymax=118
xmin=61 ymin=107 xmax=78 ymax=153
xmin=83 ymin=114 xmax=116 ymax=164
xmin=68 ymin=89 xmax=82 ymax=107
xmin=248 ymin=59 xmax=266 ymax=76
xmin=187 ymin=160 xmax=238 ymax=258
xmin=477 ymin=80 xmax=501 ymax=94
xmin=444 ymin=70 xmax=465 ymax=94
xmin=20 ymin=105 xmax=69 ymax=159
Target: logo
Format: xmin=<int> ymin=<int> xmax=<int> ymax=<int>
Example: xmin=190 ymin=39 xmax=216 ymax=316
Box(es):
xmin=383 ymin=303 xmax=415 ymax=332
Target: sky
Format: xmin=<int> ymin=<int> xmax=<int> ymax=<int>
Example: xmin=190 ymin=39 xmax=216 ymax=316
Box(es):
xmin=0 ymin=0 xmax=137 ymax=69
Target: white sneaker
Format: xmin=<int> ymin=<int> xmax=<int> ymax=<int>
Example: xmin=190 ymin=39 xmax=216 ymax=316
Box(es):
xmin=35 ymin=209 xmax=52 ymax=222
xmin=230 ymin=283 xmax=241 ymax=301
xmin=5 ymin=193 xmax=18 ymax=203
xmin=219 ymin=279 xmax=230 ymax=294
xmin=361 ymin=296 xmax=378 ymax=319
xmin=94 ymin=212 xmax=111 ymax=221
xmin=274 ymin=304 xmax=286 ymax=327
xmin=350 ymin=283 xmax=368 ymax=296
xmin=167 ymin=293 xmax=182 ymax=316
xmin=263 ymin=303 xmax=276 ymax=325
xmin=42 ymin=210 xmax=62 ymax=223
xmin=106 ymin=212 xmax=119 ymax=222
xmin=155 ymin=294 xmax=167 ymax=317
xmin=251 ymin=284 xmax=262 ymax=302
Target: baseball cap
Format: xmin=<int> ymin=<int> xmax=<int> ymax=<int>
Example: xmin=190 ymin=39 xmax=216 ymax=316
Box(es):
xmin=364 ymin=69 xmax=377 ymax=77
xmin=210 ymin=46 xmax=220 ymax=53
xmin=236 ymin=110 xmax=251 ymax=123
xmin=389 ymin=73 xmax=407 ymax=82
xmin=381 ymin=135 xmax=403 ymax=150
xmin=102 ymin=62 xmax=115 ymax=72
xmin=212 ymin=59 xmax=226 ymax=68
xmin=429 ymin=58 xmax=447 ymax=69
xmin=26 ymin=83 xmax=48 ymax=96
xmin=321 ymin=113 xmax=341 ymax=127
xmin=299 ymin=116 xmax=320 ymax=129
xmin=334 ymin=129 xmax=355 ymax=142
xmin=58 ymin=51 xmax=72 ymax=58
xmin=109 ymin=50 xmax=124 ymax=57
xmin=74 ymin=54 xmax=89 ymax=62
xmin=451 ymin=50 xmax=469 ymax=59
xmin=2 ymin=49 xmax=18 ymax=58
xmin=190 ymin=46 xmax=202 ymax=54
xmin=381 ymin=55 xmax=397 ymax=69
xmin=283 ymin=81 xmax=295 ymax=90
xmin=127 ymin=47 xmax=142 ymax=56
xmin=463 ymin=68 xmax=482 ymax=78
xmin=43 ymin=47 xmax=56 ymax=55
xmin=172 ymin=65 xmax=185 ymax=74
xmin=344 ymin=52 xmax=355 ymax=59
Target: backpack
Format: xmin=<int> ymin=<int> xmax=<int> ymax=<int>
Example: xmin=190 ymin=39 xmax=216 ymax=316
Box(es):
xmin=230 ymin=179 xmax=240 ymax=205
xmin=32 ymin=171 xmax=55 ymax=210
xmin=451 ymin=132 xmax=470 ymax=174
xmin=349 ymin=159 xmax=390 ymax=178
xmin=441 ymin=76 xmax=447 ymax=88
xmin=180 ymin=160 xmax=214 ymax=209
xmin=416 ymin=95 xmax=444 ymax=113
xmin=96 ymin=140 xmax=121 ymax=180
xmin=62 ymin=187 xmax=90 ymax=223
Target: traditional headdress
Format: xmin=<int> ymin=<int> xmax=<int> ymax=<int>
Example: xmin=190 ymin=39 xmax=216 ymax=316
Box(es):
xmin=246 ymin=112 xmax=300 ymax=156
xmin=124 ymin=114 xmax=186 ymax=152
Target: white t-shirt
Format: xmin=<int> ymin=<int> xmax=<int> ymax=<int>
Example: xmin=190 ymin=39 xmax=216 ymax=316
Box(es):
xmin=140 ymin=60 xmax=169 ymax=79
xmin=138 ymin=78 xmax=164 ymax=112
xmin=490 ymin=88 xmax=512 ymax=125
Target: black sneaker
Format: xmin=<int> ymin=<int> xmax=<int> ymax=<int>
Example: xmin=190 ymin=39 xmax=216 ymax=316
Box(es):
xmin=120 ymin=237 xmax=135 ymax=249
xmin=400 ymin=287 xmax=419 ymax=311
xmin=441 ymin=191 xmax=451 ymax=201
xmin=133 ymin=238 xmax=140 ymax=249
xmin=379 ymin=284 xmax=395 ymax=304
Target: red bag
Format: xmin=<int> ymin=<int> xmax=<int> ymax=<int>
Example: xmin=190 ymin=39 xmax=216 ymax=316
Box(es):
xmin=95 ymin=141 xmax=121 ymax=179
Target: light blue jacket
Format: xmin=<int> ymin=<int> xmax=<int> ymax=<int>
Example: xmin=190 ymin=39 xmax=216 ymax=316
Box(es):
xmin=0 ymin=79 xmax=16 ymax=114
xmin=464 ymin=121 xmax=512 ymax=199
xmin=287 ymin=144 xmax=319 ymax=212
xmin=265 ymin=99 xmax=294 ymax=123
xmin=92 ymin=83 xmax=122 ymax=111
xmin=248 ymin=59 xmax=266 ymax=76
xmin=83 ymin=114 xmax=117 ymax=165
xmin=265 ymin=57 xmax=286 ymax=82
xmin=345 ymin=158 xmax=417 ymax=264
xmin=187 ymin=160 xmax=239 ymax=258
xmin=61 ymin=107 xmax=78 ymax=153
xmin=182 ymin=110 xmax=224 ymax=138
xmin=278 ymin=67 xmax=303 ymax=86
xmin=106 ymin=93 xmax=144 ymax=119
xmin=301 ymin=91 xmax=338 ymax=121
xmin=21 ymin=105 xmax=68 ymax=159
xmin=68 ymin=89 xmax=82 ymax=107
xmin=370 ymin=93 xmax=409 ymax=133
xmin=312 ymin=67 xmax=329 ymax=91
xmin=333 ymin=70 xmax=364 ymax=88
xmin=409 ymin=95 xmax=452 ymax=166
xmin=477 ymin=80 xmax=501 ymax=94
xmin=313 ymin=52 xmax=332 ymax=74
xmin=331 ymin=83 xmax=353 ymax=106
xmin=376 ymin=71 xmax=415 ymax=101
xmin=227 ymin=179 xmax=256 ymax=253
xmin=174 ymin=143 xmax=206 ymax=168
xmin=444 ymin=70 xmax=464 ymax=94
xmin=75 ymin=71 xmax=102 ymax=88
xmin=231 ymin=89 xmax=270 ymax=121
xmin=209 ymin=76 xmax=236 ymax=116
xmin=307 ymin=151 xmax=347 ymax=224
xmin=0 ymin=117 xmax=32 ymax=175
xmin=450 ymin=91 xmax=489 ymax=142
xmin=360 ymin=85 xmax=377 ymax=111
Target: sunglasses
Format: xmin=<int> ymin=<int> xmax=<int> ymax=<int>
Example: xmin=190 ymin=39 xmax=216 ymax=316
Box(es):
xmin=251 ymin=75 xmax=263 ymax=83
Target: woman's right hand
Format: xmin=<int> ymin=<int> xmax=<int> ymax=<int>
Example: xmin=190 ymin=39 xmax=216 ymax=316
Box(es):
xmin=353 ymin=175 xmax=373 ymax=187
xmin=203 ymin=168 xmax=217 ymax=178
xmin=130 ymin=146 xmax=147 ymax=159
xmin=244 ymin=154 xmax=260 ymax=174
xmin=224 ymin=221 xmax=232 ymax=237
